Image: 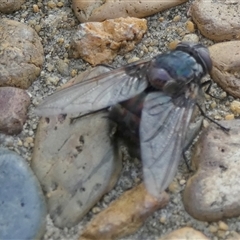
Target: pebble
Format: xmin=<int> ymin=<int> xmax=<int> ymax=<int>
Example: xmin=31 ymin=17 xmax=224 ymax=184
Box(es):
xmin=0 ymin=0 xmax=25 ymax=13
xmin=230 ymin=100 xmax=240 ymax=115
xmin=226 ymin=231 xmax=240 ymax=240
xmin=218 ymin=221 xmax=229 ymax=231
xmin=183 ymin=120 xmax=240 ymax=221
xmin=79 ymin=184 xmax=169 ymax=240
xmin=32 ymin=67 xmax=122 ymax=228
xmin=185 ymin=20 xmax=195 ymax=32
xmin=225 ymin=114 xmax=235 ymax=120
xmin=0 ymin=87 xmax=30 ymax=135
xmin=189 ymin=0 xmax=240 ymax=41
xmin=159 ymin=227 xmax=209 ymax=240
xmin=209 ymin=41 xmax=240 ymax=98
xmin=0 ymin=148 xmax=47 ymax=239
xmin=2 ymin=0 xmax=240 ymax=239
xmin=70 ymin=17 xmax=147 ymax=65
xmin=72 ymin=0 xmax=188 ymax=22
xmin=182 ymin=33 xmax=199 ymax=43
xmin=0 ymin=19 xmax=44 ymax=88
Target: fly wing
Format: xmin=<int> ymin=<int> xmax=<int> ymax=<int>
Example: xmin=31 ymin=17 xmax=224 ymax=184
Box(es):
xmin=140 ymin=91 xmax=195 ymax=198
xmin=35 ymin=59 xmax=151 ymax=116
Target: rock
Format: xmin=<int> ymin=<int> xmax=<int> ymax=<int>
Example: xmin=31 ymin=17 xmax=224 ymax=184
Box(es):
xmin=0 ymin=87 xmax=30 ymax=135
xmin=209 ymin=41 xmax=240 ymax=98
xmin=70 ymin=17 xmax=147 ymax=65
xmin=32 ymin=66 xmax=122 ymax=228
xmin=159 ymin=227 xmax=209 ymax=240
xmin=0 ymin=0 xmax=25 ymax=13
xmin=182 ymin=33 xmax=199 ymax=43
xmin=230 ymin=100 xmax=240 ymax=115
xmin=0 ymin=148 xmax=46 ymax=239
xmin=0 ymin=19 xmax=44 ymax=88
xmin=226 ymin=231 xmax=240 ymax=240
xmin=79 ymin=184 xmax=169 ymax=240
xmin=189 ymin=0 xmax=240 ymax=41
xmin=183 ymin=120 xmax=240 ymax=222
xmin=72 ymin=0 xmax=187 ymax=22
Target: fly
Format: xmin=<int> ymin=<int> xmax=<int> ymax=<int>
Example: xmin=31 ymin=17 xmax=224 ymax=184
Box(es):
xmin=35 ymin=42 xmax=213 ymax=198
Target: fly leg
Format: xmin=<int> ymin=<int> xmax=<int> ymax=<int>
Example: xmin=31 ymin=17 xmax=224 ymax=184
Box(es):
xmin=201 ymin=80 xmax=228 ymax=100
xmin=196 ymin=102 xmax=230 ymax=132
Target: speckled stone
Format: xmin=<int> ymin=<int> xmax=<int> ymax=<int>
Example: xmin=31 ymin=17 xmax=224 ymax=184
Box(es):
xmin=183 ymin=120 xmax=240 ymax=222
xmin=0 ymin=148 xmax=47 ymax=239
xmin=32 ymin=67 xmax=122 ymax=228
xmin=0 ymin=19 xmax=44 ymax=88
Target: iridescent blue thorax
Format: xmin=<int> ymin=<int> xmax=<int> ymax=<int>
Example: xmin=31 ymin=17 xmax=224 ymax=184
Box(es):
xmin=153 ymin=50 xmax=199 ymax=80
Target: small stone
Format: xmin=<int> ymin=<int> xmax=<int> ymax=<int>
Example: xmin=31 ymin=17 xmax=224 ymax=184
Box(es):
xmin=230 ymin=100 xmax=240 ymax=115
xmin=183 ymin=120 xmax=240 ymax=222
xmin=189 ymin=0 xmax=240 ymax=41
xmin=218 ymin=221 xmax=229 ymax=231
xmin=33 ymin=4 xmax=39 ymax=12
xmin=225 ymin=114 xmax=235 ymax=120
xmin=217 ymin=230 xmax=227 ymax=238
xmin=226 ymin=231 xmax=240 ymax=240
xmin=57 ymin=2 xmax=64 ymax=7
xmin=203 ymin=119 xmax=210 ymax=128
xmin=168 ymin=181 xmax=180 ymax=193
xmin=182 ymin=33 xmax=199 ymax=43
xmin=0 ymin=87 xmax=30 ymax=135
xmin=209 ymin=41 xmax=240 ymax=98
xmin=72 ymin=0 xmax=188 ymax=22
xmin=0 ymin=148 xmax=47 ymax=239
xmin=56 ymin=59 xmax=69 ymax=76
xmin=79 ymin=184 xmax=169 ymax=240
xmin=47 ymin=1 xmax=56 ymax=9
xmin=209 ymin=225 xmax=218 ymax=233
xmin=210 ymin=101 xmax=217 ymax=109
xmin=0 ymin=19 xmax=44 ymax=88
xmin=179 ymin=179 xmax=186 ymax=185
xmin=159 ymin=215 xmax=167 ymax=224
xmin=70 ymin=17 xmax=147 ymax=65
xmin=159 ymin=17 xmax=164 ymax=22
xmin=185 ymin=20 xmax=195 ymax=32
xmin=0 ymin=0 xmax=25 ymax=13
xmin=32 ymin=66 xmax=122 ymax=228
xmin=168 ymin=40 xmax=180 ymax=50
xmin=127 ymin=57 xmax=140 ymax=63
xmin=46 ymin=76 xmax=60 ymax=86
xmin=173 ymin=15 xmax=181 ymax=22
xmin=159 ymin=227 xmax=209 ymax=240
xmin=70 ymin=69 xmax=78 ymax=77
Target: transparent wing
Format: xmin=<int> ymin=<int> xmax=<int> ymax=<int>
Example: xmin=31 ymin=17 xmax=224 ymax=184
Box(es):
xmin=140 ymin=92 xmax=195 ymax=198
xmin=35 ymin=59 xmax=151 ymax=116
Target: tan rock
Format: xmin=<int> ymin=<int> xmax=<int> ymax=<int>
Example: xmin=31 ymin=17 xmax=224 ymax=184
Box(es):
xmin=72 ymin=0 xmax=188 ymax=22
xmin=0 ymin=0 xmax=25 ymax=13
xmin=0 ymin=87 xmax=30 ymax=135
xmin=226 ymin=231 xmax=240 ymax=240
xmin=183 ymin=120 xmax=240 ymax=222
xmin=0 ymin=19 xmax=44 ymax=89
xmin=79 ymin=184 xmax=169 ymax=240
xmin=209 ymin=41 xmax=240 ymax=98
xmin=189 ymin=0 xmax=240 ymax=41
xmin=230 ymin=100 xmax=240 ymax=115
xmin=159 ymin=227 xmax=209 ymax=240
xmin=32 ymin=66 xmax=122 ymax=228
xmin=70 ymin=17 xmax=147 ymax=65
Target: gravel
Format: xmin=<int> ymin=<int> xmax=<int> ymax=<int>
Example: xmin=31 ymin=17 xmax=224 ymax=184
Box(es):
xmin=1 ymin=0 xmax=239 ymax=239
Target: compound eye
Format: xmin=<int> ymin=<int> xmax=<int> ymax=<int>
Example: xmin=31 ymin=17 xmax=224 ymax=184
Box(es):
xmin=148 ymin=68 xmax=172 ymax=90
xmin=196 ymin=47 xmax=212 ymax=73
